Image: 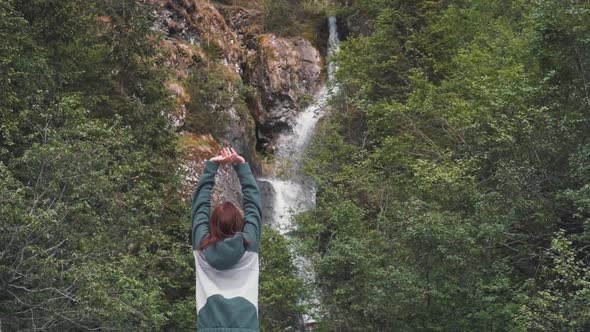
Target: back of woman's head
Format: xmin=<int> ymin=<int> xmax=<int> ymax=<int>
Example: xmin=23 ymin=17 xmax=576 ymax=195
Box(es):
xmin=198 ymin=201 xmax=249 ymax=251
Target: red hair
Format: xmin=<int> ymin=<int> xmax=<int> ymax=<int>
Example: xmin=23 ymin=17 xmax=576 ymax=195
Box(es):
xmin=198 ymin=201 xmax=250 ymax=251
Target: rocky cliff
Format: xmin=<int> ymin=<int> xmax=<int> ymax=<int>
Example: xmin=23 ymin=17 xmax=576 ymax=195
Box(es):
xmin=246 ymin=33 xmax=323 ymax=151
xmin=148 ymin=0 xmax=326 ymax=204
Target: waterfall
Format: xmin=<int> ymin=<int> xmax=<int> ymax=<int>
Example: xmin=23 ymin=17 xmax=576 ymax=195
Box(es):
xmin=259 ymin=16 xmax=340 ymax=234
xmin=257 ymin=16 xmax=341 ymax=327
xmin=327 ymin=16 xmax=341 ymax=96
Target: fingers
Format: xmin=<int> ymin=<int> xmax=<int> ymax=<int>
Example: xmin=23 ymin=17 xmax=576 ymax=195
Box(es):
xmin=216 ymin=146 xmax=241 ymax=164
xmin=221 ymin=146 xmax=230 ymax=158
xmin=222 ymin=147 xmax=231 ymax=157
xmin=216 ymin=147 xmax=230 ymax=163
xmin=228 ymin=147 xmax=244 ymax=164
xmin=228 ymin=147 xmax=239 ymax=162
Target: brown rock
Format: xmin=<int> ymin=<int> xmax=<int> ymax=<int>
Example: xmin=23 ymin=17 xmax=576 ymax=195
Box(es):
xmin=245 ymin=33 xmax=322 ymax=142
xmin=150 ymin=0 xmax=325 ymax=179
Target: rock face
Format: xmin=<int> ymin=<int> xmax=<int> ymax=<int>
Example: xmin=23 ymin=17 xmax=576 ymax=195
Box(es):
xmin=149 ymin=0 xmax=324 ymax=195
xmin=221 ymin=6 xmax=263 ymax=51
xmin=220 ymin=3 xmax=324 ymax=151
xmin=256 ymin=179 xmax=275 ymax=225
xmin=159 ymin=0 xmax=245 ymax=73
xmin=245 ymin=34 xmax=323 ymax=150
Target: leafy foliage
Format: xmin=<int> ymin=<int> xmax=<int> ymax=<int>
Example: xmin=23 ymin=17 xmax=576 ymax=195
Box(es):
xmin=517 ymin=231 xmax=590 ymax=331
xmin=262 ymin=0 xmax=334 ymax=48
xmin=3 ymin=0 xmax=588 ymax=330
xmin=259 ymin=226 xmax=305 ymax=331
xmin=0 ymin=0 xmax=190 ymax=329
xmin=296 ymin=0 xmax=590 ymax=330
xmin=184 ymin=65 xmax=233 ymax=139
xmin=0 ymin=0 xmax=307 ymax=330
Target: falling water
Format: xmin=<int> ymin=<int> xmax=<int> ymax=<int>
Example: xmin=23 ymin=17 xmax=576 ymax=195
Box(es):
xmin=260 ymin=16 xmax=340 ymax=234
xmin=256 ymin=16 xmax=341 ymax=327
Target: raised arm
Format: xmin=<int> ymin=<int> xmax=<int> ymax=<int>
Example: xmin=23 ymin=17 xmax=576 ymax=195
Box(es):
xmin=191 ymin=160 xmax=219 ymax=250
xmin=233 ymin=161 xmax=262 ymax=252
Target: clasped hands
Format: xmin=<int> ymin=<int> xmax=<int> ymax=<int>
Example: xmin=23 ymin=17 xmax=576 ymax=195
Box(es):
xmin=209 ymin=146 xmax=245 ymax=165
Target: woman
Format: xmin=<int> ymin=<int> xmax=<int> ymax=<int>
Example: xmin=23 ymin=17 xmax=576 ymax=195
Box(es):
xmin=191 ymin=146 xmax=262 ymax=331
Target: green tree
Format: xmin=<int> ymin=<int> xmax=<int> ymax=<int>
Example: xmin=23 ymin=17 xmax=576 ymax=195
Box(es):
xmin=295 ymin=0 xmax=590 ymax=329
xmin=0 ymin=0 xmax=192 ymax=329
xmin=517 ymin=231 xmax=590 ymax=331
xmin=259 ymin=226 xmax=305 ymax=331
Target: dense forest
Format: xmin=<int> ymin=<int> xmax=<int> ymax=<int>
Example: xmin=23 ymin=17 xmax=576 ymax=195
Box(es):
xmin=1 ymin=0 xmax=588 ymax=331
xmin=0 ymin=0 xmax=306 ymax=330
xmin=298 ymin=0 xmax=590 ymax=330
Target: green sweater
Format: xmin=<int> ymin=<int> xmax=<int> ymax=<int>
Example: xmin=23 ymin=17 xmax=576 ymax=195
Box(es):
xmin=191 ymin=160 xmax=262 ymax=331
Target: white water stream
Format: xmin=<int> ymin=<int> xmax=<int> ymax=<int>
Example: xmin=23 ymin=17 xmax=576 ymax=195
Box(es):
xmin=259 ymin=15 xmax=340 ymax=234
xmin=256 ymin=16 xmax=341 ymax=327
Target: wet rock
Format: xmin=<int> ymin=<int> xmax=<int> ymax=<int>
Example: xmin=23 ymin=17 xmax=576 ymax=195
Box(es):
xmin=256 ymin=179 xmax=275 ymax=226
xmin=245 ymin=33 xmax=323 ymax=142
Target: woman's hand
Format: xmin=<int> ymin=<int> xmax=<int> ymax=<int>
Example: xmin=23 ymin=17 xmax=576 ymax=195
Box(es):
xmin=209 ymin=146 xmax=236 ymax=164
xmin=228 ymin=147 xmax=245 ymax=164
xmin=209 ymin=146 xmax=245 ymax=164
